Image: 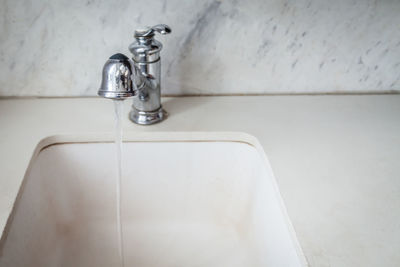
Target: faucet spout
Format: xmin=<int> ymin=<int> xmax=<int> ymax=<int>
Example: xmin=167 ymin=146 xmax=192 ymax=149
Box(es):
xmin=98 ymin=53 xmax=137 ymax=100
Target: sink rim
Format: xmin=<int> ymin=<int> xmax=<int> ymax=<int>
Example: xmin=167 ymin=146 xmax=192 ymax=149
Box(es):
xmin=0 ymin=131 xmax=308 ymax=266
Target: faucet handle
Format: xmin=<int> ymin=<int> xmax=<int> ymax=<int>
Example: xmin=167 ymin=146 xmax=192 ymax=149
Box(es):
xmin=134 ymin=24 xmax=171 ymax=38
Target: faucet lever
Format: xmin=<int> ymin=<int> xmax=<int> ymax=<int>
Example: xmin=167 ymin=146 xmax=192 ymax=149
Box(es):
xmin=134 ymin=24 xmax=171 ymax=38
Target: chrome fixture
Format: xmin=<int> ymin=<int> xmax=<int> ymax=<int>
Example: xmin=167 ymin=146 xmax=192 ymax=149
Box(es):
xmin=98 ymin=24 xmax=171 ymax=125
xmin=98 ymin=53 xmax=137 ymax=99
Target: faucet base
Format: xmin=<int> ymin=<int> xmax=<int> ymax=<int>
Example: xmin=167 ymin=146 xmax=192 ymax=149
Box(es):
xmin=129 ymin=106 xmax=167 ymax=125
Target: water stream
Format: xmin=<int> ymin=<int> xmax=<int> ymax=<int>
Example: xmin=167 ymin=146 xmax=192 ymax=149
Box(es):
xmin=113 ymin=100 xmax=125 ymax=267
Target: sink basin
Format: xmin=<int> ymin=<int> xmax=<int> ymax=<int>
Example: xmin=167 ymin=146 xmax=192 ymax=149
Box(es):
xmin=0 ymin=132 xmax=307 ymax=267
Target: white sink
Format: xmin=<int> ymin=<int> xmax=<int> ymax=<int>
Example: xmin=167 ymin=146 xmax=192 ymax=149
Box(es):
xmin=0 ymin=132 xmax=307 ymax=267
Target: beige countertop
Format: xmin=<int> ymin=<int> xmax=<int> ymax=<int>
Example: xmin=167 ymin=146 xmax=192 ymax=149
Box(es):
xmin=0 ymin=95 xmax=399 ymax=266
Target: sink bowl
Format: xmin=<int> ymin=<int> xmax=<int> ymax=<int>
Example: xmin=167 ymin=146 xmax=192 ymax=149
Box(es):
xmin=0 ymin=132 xmax=307 ymax=267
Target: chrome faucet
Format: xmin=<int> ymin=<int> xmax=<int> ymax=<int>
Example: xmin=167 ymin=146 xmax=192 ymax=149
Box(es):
xmin=98 ymin=24 xmax=171 ymax=125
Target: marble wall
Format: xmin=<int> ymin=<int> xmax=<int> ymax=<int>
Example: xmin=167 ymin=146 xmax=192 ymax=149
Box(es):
xmin=0 ymin=0 xmax=399 ymax=96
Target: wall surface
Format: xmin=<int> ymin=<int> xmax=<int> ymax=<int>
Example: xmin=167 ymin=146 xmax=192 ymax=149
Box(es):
xmin=0 ymin=0 xmax=399 ymax=96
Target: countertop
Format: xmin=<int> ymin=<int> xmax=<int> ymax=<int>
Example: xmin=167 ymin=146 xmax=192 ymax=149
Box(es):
xmin=0 ymin=95 xmax=399 ymax=266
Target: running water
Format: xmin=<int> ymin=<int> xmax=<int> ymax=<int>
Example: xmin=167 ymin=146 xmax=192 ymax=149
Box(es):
xmin=113 ymin=100 xmax=125 ymax=267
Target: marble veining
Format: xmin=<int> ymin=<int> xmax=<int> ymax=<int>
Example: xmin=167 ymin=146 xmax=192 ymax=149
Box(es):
xmin=0 ymin=0 xmax=399 ymax=96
